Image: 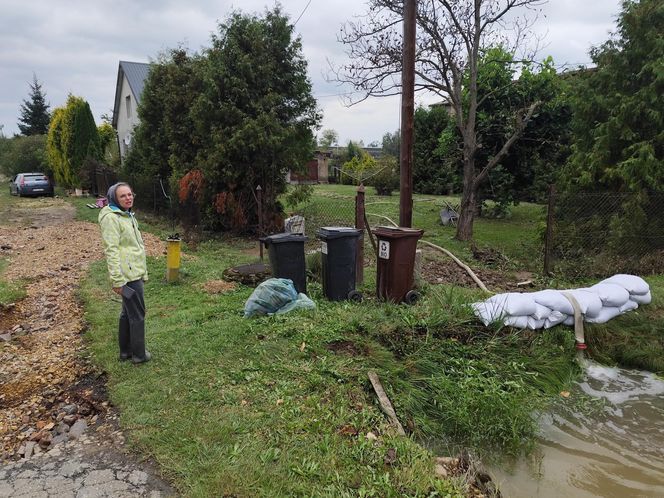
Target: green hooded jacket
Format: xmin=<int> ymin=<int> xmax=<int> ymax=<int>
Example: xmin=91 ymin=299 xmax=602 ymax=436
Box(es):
xmin=98 ymin=205 xmax=148 ymax=287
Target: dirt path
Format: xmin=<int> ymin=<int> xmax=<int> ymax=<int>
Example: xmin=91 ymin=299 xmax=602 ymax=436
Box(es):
xmin=0 ymin=197 xmax=175 ymax=497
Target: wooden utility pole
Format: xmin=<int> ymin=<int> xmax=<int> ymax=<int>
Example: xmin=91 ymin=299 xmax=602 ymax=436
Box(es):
xmin=399 ymin=0 xmax=416 ymax=228
xmin=256 ymin=185 xmax=264 ymax=261
xmin=355 ymin=184 xmax=366 ymax=285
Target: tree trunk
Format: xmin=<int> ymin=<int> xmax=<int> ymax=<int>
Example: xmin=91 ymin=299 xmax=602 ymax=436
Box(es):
xmin=456 ymin=140 xmax=477 ymax=241
xmin=456 ymin=184 xmax=476 ymax=241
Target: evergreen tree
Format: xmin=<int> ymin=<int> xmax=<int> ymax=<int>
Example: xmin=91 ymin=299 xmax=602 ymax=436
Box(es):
xmin=46 ymin=95 xmax=100 ymax=187
xmin=564 ymin=0 xmax=664 ymax=193
xmin=126 ymin=8 xmax=320 ymax=231
xmin=18 ymin=75 xmax=51 ymax=135
xmin=413 ymin=105 xmax=455 ymax=195
xmin=381 ymin=130 xmax=400 ymax=158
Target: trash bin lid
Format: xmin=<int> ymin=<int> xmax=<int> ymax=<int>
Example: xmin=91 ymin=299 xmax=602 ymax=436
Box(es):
xmin=316 ymin=226 xmax=362 ymax=239
xmin=372 ymin=226 xmax=424 ymax=239
xmin=260 ymin=232 xmax=308 ymax=244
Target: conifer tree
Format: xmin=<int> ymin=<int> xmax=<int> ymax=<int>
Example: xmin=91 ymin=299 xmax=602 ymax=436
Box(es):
xmin=18 ymin=75 xmax=51 ymax=135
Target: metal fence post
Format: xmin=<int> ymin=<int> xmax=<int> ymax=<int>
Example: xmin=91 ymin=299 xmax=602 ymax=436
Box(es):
xmin=544 ymin=184 xmax=556 ymax=276
xmin=256 ymin=185 xmax=264 ymax=261
xmin=355 ymin=183 xmax=365 ymax=285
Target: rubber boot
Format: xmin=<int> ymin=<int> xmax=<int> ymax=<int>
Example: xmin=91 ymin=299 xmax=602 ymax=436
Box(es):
xmin=118 ymin=312 xmax=131 ymax=361
xmin=130 ymin=318 xmax=151 ymax=364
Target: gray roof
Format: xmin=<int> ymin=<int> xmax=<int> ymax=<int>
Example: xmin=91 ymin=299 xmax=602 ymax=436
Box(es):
xmin=121 ymin=61 xmax=150 ymax=104
xmin=112 ymin=61 xmax=150 ymax=128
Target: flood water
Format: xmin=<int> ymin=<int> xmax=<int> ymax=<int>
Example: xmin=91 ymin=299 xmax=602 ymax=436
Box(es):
xmin=489 ymin=359 xmax=664 ymax=497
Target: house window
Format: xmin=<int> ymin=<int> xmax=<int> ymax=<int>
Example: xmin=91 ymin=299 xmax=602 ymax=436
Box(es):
xmin=125 ymin=95 xmax=132 ymax=119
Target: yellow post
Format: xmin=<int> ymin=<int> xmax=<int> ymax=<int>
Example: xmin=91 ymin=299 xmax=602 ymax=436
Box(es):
xmin=166 ymin=236 xmax=181 ymax=282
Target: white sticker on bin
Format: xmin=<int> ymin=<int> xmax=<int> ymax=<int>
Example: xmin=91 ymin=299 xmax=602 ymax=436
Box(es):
xmin=379 ymin=240 xmax=390 ymax=259
xmin=321 ymin=241 xmax=328 ymax=254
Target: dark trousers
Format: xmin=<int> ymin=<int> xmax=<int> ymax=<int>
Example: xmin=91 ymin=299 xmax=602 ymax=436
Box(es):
xmin=118 ymin=279 xmax=147 ymax=359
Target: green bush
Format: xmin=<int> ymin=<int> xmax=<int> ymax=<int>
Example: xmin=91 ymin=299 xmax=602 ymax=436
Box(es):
xmin=0 ymin=135 xmax=49 ymax=177
xmin=340 ymin=153 xmax=376 ymax=185
xmin=368 ymin=156 xmax=399 ymax=195
xmin=283 ymin=184 xmax=314 ymax=210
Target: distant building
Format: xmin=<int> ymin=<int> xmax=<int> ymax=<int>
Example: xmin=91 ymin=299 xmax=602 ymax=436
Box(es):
xmin=327 ymin=145 xmax=382 ymax=159
xmin=287 ymin=151 xmax=332 ymax=184
xmin=430 ymin=99 xmax=455 ymax=116
xmin=112 ymin=61 xmax=150 ymax=162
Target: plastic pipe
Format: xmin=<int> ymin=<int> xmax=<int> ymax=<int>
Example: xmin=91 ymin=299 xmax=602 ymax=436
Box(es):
xmin=562 ymin=291 xmax=586 ymax=351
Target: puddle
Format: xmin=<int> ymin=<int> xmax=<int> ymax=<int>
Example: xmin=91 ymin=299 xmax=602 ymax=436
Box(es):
xmin=489 ymin=359 xmax=664 ymax=497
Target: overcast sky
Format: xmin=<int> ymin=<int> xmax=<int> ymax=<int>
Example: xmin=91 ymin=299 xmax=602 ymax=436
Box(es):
xmin=0 ymin=0 xmax=621 ymax=145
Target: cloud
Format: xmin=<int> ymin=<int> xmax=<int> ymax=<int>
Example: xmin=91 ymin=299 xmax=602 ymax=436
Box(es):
xmin=1 ymin=0 xmax=621 ymax=143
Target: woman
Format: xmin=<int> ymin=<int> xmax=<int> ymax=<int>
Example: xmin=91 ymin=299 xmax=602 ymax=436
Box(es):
xmin=98 ymin=182 xmax=151 ymax=364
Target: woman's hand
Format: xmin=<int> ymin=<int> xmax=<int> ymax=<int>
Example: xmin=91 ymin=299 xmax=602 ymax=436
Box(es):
xmin=112 ymin=287 xmax=123 ymax=296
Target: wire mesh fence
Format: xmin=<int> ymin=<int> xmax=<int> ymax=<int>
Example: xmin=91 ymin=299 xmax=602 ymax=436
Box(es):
xmin=286 ymin=190 xmax=357 ymax=250
xmin=284 ymin=187 xmax=451 ymax=254
xmin=547 ymin=190 xmax=664 ymax=277
xmin=131 ymin=177 xmax=174 ymax=215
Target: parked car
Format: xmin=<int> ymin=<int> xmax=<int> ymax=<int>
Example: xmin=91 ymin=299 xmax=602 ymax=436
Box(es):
xmin=9 ymin=172 xmax=54 ymax=197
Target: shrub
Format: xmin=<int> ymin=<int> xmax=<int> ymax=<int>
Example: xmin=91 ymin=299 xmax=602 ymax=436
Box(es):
xmin=368 ymin=156 xmax=399 ymax=195
xmin=283 ymin=184 xmax=314 ymax=210
xmin=340 ymin=154 xmax=376 ymax=185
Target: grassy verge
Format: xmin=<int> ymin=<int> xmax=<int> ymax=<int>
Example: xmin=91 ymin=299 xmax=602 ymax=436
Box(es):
xmin=0 ymin=259 xmax=27 ymax=306
xmin=0 ymin=187 xmax=27 ymax=304
xmin=80 ymin=234 xmax=581 ymax=496
xmin=77 ymin=184 xmax=663 ymax=495
xmin=585 ymin=275 xmax=664 ymax=373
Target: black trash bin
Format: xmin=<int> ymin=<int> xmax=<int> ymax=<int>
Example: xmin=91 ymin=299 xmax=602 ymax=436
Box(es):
xmin=316 ymin=226 xmax=363 ymax=301
xmin=260 ymin=232 xmax=308 ymax=294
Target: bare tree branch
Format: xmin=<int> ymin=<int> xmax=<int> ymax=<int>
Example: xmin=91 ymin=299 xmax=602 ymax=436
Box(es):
xmin=331 ymin=0 xmax=547 ymax=239
xmin=474 ymin=99 xmax=541 ymax=185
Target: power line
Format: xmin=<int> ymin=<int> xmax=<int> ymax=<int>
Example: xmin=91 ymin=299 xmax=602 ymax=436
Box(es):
xmin=294 ymin=0 xmax=312 ymax=26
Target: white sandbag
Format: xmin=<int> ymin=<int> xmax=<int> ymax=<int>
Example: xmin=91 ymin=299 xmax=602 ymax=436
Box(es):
xmin=471 ymin=301 xmax=505 ymax=326
xmin=504 ymin=315 xmax=529 ymax=329
xmin=586 ymin=306 xmax=622 ymax=324
xmin=587 ymin=283 xmax=630 ymax=307
xmin=563 ymin=289 xmax=603 ymax=318
xmin=487 ymin=292 xmax=537 ymax=316
xmin=532 ymin=290 xmax=574 ymax=315
xmin=601 ymin=274 xmax=650 ymax=296
xmin=544 ymin=311 xmax=567 ymax=329
xmin=619 ymin=300 xmax=639 ymax=312
xmin=531 ymin=303 xmax=553 ymax=320
xmin=630 ymin=290 xmax=652 ymax=305
xmin=471 ymin=273 xmax=650 ymax=330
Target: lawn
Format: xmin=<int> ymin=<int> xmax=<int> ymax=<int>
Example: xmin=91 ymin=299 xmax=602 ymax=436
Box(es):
xmin=74 ymin=184 xmax=663 ymax=497
xmin=287 ymin=184 xmax=543 ymax=273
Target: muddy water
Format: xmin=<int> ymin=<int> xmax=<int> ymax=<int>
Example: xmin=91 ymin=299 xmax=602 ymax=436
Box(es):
xmin=490 ymin=360 xmax=664 ymax=497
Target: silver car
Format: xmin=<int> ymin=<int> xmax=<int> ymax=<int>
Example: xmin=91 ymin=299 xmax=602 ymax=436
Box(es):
xmin=9 ymin=172 xmax=54 ymax=197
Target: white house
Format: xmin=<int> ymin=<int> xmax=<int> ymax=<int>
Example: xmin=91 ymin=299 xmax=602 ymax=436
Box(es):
xmin=112 ymin=61 xmax=150 ymax=162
